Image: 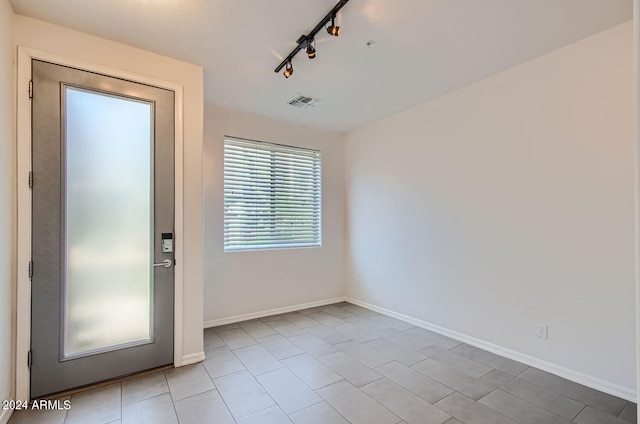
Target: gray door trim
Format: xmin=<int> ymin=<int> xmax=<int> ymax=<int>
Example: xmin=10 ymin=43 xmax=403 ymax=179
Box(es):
xmin=30 ymin=59 xmax=175 ymax=398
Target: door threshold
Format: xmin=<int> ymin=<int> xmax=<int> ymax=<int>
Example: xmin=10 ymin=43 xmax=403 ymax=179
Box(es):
xmin=34 ymin=364 xmax=174 ymax=400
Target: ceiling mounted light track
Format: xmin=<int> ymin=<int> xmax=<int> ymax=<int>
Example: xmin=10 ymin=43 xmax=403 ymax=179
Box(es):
xmin=274 ymin=0 xmax=351 ymax=78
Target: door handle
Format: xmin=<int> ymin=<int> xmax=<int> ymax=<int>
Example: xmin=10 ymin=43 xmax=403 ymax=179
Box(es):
xmin=153 ymin=259 xmax=172 ymax=268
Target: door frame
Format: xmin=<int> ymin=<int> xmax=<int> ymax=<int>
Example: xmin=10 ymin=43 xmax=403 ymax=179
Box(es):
xmin=15 ymin=46 xmax=186 ymax=400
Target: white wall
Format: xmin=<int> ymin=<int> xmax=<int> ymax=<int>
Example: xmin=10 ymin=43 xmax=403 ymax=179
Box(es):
xmin=345 ymin=21 xmax=636 ymax=395
xmin=203 ymin=105 xmax=345 ymax=324
xmin=12 ymin=16 xmax=205 ymax=364
xmin=0 ymin=0 xmax=14 ymax=419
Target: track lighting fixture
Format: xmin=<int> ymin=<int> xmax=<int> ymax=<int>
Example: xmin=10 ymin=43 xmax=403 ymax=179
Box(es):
xmin=326 ymin=17 xmax=340 ymax=37
xmin=306 ymin=42 xmax=316 ymax=59
xmin=283 ymin=62 xmax=293 ymax=78
xmin=274 ymin=0 xmax=351 ymax=78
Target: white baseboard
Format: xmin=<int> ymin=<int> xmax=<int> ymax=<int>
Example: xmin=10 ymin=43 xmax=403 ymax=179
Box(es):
xmin=180 ymin=351 xmax=206 ymax=366
xmin=345 ymin=297 xmax=637 ymax=403
xmin=204 ymin=297 xmax=347 ymax=328
xmin=0 ymin=408 xmax=12 ymax=424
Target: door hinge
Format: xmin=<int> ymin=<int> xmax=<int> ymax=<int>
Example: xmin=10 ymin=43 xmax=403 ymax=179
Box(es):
xmin=28 ymin=261 xmax=33 ymax=281
xmin=28 ymin=171 xmax=33 ymax=189
xmin=28 ymin=80 xmax=33 ymax=100
xmin=27 ymin=350 xmax=32 ymax=369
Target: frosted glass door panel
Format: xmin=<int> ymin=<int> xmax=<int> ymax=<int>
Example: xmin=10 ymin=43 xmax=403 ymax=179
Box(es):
xmin=64 ymin=87 xmax=153 ymax=358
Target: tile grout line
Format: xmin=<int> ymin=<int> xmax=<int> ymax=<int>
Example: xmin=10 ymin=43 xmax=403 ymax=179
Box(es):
xmin=162 ymin=371 xmax=182 ymax=424
xmin=119 ymin=380 xmax=123 ymax=423
xmin=303 ymin=306 xmax=382 ymax=424
xmin=616 ymin=401 xmax=637 ymax=423
xmin=514 ymin=371 xmax=626 ymax=417
xmin=415 ymin=336 xmax=625 ymax=421
xmin=225 ymin=348 xmax=278 ymax=423
xmin=315 ymin=377 xmax=405 ymax=424
xmin=229 ymin=305 xmax=632 ymax=424
xmin=439 ymin=390 xmax=520 ymax=424
xmin=285 ymin=310 xmax=460 ymax=421
xmin=571 ymin=404 xmax=588 ymax=422
xmin=217 ymin=335 xmax=291 ymax=422
xmin=225 ymin=313 xmax=401 ymax=424
xmin=203 ymin=376 xmax=239 ymax=424
xmin=369 ymin=339 xmax=568 ymax=423
xmin=17 ymin=302 xmax=634 ymax=424
xmin=481 ymin=375 xmax=588 ymax=422
xmin=478 ymin=387 xmax=575 ymax=424
xmin=250 ymin=368 xmax=326 ymax=419
xmin=262 ymin=304 xmax=626 ymax=419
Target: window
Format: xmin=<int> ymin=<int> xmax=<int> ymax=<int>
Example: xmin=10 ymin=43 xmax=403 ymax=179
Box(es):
xmin=224 ymin=137 xmax=321 ymax=251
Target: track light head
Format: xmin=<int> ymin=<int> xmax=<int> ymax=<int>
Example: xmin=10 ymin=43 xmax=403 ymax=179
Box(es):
xmin=283 ymin=62 xmax=293 ymax=78
xmin=306 ymin=43 xmax=316 ymax=59
xmin=326 ymin=17 xmax=340 ymax=36
xmin=327 ymin=25 xmax=340 ymax=36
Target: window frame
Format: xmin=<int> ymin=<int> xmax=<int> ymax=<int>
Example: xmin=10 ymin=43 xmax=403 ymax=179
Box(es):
xmin=223 ymin=136 xmax=322 ymax=252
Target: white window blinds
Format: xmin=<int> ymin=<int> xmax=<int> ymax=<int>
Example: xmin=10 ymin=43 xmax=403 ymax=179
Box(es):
xmin=224 ymin=138 xmax=322 ymax=251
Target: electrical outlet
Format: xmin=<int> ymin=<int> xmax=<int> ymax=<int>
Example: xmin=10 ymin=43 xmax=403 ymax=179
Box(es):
xmin=536 ymin=324 xmax=548 ymax=339
xmin=355 ymin=279 xmax=360 ymax=288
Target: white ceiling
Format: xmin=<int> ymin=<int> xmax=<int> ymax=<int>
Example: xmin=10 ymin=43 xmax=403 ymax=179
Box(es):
xmin=10 ymin=0 xmax=633 ymax=132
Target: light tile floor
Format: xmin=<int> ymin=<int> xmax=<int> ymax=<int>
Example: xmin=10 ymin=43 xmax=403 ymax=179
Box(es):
xmin=8 ymin=302 xmax=638 ymax=424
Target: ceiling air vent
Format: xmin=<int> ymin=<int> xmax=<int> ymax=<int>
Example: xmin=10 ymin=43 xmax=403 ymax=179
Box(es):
xmin=287 ymin=94 xmax=323 ymax=109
